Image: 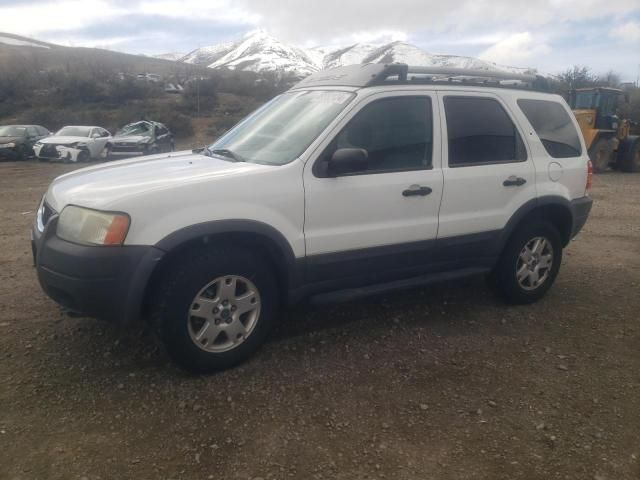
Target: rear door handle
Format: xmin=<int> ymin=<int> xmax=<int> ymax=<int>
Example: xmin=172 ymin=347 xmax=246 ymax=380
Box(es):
xmin=503 ymin=176 xmax=527 ymax=187
xmin=402 ymin=185 xmax=432 ymax=197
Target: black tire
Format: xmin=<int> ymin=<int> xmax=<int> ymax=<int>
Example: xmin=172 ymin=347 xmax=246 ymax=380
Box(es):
xmin=150 ymin=245 xmax=279 ymax=373
xmin=618 ymin=137 xmax=640 ymax=173
xmin=100 ymin=144 xmax=112 ymax=162
xmin=16 ymin=144 xmax=27 ymax=161
xmin=77 ymin=150 xmax=90 ymax=162
xmin=146 ymin=145 xmax=160 ymax=156
xmin=588 ymin=137 xmax=614 ymax=173
xmin=489 ymin=222 xmax=563 ymax=304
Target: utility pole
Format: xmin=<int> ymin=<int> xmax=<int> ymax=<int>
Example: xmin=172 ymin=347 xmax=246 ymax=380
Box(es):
xmin=196 ymin=41 xmax=201 ymax=117
xmin=196 ymin=76 xmax=200 ymax=117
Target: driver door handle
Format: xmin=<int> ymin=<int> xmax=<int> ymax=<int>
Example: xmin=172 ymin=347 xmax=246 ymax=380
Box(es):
xmin=503 ymin=176 xmax=527 ymax=187
xmin=402 ymin=185 xmax=432 ymax=197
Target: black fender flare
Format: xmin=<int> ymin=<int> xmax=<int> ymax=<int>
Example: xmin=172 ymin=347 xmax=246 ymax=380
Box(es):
xmin=154 ymin=219 xmax=301 ymax=282
xmin=497 ymin=196 xmax=574 ymax=252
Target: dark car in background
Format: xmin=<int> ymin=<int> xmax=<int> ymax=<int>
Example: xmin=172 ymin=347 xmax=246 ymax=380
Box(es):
xmin=110 ymin=120 xmax=174 ymax=157
xmin=0 ymin=125 xmax=51 ymax=160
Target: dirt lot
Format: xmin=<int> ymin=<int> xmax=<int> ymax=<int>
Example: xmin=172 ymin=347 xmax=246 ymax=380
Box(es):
xmin=1 ymin=161 xmax=639 ymax=480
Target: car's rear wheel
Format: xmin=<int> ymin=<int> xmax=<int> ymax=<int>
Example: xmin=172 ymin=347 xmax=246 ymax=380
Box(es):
xmin=16 ymin=145 xmax=27 ymax=161
xmin=489 ymin=222 xmax=562 ymax=304
xmin=150 ymin=246 xmax=278 ymax=373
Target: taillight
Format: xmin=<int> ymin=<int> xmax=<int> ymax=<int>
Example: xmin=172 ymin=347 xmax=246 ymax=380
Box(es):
xmin=586 ymin=160 xmax=593 ymax=196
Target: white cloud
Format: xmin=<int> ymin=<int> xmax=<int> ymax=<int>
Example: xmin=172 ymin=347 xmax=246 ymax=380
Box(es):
xmin=236 ymin=0 xmax=639 ymax=44
xmin=0 ymin=0 xmax=258 ymax=37
xmin=137 ymin=0 xmax=260 ymax=24
xmin=611 ymin=21 xmax=640 ymax=42
xmin=479 ymin=32 xmax=551 ymax=65
xmin=0 ymin=0 xmax=124 ymax=35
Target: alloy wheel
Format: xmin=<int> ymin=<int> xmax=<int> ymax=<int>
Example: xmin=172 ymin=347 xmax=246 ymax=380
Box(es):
xmin=516 ymin=236 xmax=554 ymax=291
xmin=187 ymin=275 xmax=261 ymax=353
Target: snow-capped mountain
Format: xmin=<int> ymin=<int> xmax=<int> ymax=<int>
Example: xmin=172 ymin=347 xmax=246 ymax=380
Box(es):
xmin=321 ymin=43 xmax=379 ymax=70
xmin=358 ymin=41 xmax=530 ymax=74
xmin=200 ymin=31 xmax=319 ymax=76
xmin=180 ymin=41 xmax=236 ymax=66
xmin=152 ymin=52 xmax=186 ymax=61
xmin=180 ymin=31 xmax=534 ymax=76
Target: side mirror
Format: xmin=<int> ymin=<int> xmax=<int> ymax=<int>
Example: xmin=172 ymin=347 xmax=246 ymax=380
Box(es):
xmin=327 ymin=148 xmax=368 ymax=177
xmin=91 ymin=133 xmax=100 ymax=138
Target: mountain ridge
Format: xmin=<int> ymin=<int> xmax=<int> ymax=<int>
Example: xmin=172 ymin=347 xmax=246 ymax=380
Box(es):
xmin=180 ymin=31 xmax=535 ymax=77
xmin=0 ymin=30 xmax=536 ymax=78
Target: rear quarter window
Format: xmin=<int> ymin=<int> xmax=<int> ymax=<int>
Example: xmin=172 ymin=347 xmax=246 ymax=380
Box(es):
xmin=517 ymin=99 xmax=582 ymax=158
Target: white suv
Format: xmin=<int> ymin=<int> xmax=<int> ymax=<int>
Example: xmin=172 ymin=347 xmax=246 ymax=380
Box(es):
xmin=32 ymin=64 xmax=593 ymax=372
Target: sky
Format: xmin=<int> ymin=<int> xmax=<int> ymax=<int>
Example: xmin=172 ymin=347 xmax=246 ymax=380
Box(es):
xmin=1 ymin=0 xmax=639 ymax=80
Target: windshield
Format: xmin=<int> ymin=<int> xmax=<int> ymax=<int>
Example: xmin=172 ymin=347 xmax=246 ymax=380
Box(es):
xmin=208 ymin=90 xmax=355 ymax=165
xmin=0 ymin=126 xmax=26 ymax=137
xmin=56 ymin=126 xmax=91 ymax=137
xmin=116 ymin=122 xmax=153 ymax=137
xmin=574 ymin=92 xmax=594 ymax=109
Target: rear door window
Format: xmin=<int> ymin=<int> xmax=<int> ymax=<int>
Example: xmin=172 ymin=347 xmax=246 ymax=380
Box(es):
xmin=444 ymin=96 xmax=526 ymax=167
xmin=517 ymin=99 xmax=582 ymax=158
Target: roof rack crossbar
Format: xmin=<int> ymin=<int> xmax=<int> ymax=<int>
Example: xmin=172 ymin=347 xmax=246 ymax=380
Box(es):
xmin=366 ymin=64 xmax=538 ymax=86
xmin=292 ymin=63 xmax=547 ymax=91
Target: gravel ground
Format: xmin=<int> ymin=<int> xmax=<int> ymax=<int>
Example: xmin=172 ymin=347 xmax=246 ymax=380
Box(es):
xmin=1 ymin=161 xmax=639 ymax=480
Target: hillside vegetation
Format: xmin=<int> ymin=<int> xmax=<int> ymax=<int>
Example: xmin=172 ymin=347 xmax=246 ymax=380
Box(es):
xmin=0 ymin=36 xmax=291 ymax=146
xmin=1 ymin=34 xmax=638 ymax=145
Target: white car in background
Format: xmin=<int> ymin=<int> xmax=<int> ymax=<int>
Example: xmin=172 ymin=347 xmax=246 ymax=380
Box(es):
xmin=34 ymin=126 xmax=112 ymax=162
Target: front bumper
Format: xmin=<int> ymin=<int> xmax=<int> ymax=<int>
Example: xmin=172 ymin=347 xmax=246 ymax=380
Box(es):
xmin=0 ymin=146 xmax=19 ymax=160
xmin=570 ymin=196 xmax=593 ymax=238
xmin=33 ymin=216 xmax=165 ymax=324
xmin=110 ymin=143 xmax=147 ymax=155
xmin=34 ymin=144 xmax=84 ymax=162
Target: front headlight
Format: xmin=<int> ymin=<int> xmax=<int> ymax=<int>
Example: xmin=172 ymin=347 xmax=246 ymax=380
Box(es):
xmin=57 ymin=205 xmax=130 ymax=246
xmin=0 ymin=142 xmax=16 ymax=148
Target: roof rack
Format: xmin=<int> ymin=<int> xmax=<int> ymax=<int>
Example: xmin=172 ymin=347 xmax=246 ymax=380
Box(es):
xmin=293 ymin=63 xmax=549 ymax=91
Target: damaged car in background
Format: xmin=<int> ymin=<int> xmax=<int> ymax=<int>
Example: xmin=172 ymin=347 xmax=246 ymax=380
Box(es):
xmin=0 ymin=125 xmax=51 ymax=160
xmin=110 ymin=120 xmax=174 ymax=157
xmin=34 ymin=126 xmax=112 ymax=162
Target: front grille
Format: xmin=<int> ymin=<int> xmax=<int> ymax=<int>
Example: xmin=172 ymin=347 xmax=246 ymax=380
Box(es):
xmin=42 ymin=202 xmax=55 ymax=226
xmin=40 ymin=144 xmax=61 ymax=158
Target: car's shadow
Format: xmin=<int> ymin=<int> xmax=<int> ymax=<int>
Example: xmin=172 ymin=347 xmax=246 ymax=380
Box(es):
xmin=37 ymin=274 xmax=507 ymax=378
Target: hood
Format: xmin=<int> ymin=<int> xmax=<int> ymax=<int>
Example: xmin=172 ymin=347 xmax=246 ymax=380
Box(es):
xmin=40 ymin=136 xmax=89 ymax=145
xmin=0 ymin=136 xmax=24 ymax=144
xmin=46 ymin=150 xmax=267 ymax=212
xmin=112 ymin=135 xmax=151 ymax=144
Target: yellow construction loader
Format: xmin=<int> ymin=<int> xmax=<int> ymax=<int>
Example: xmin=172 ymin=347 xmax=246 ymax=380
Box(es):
xmin=570 ymin=87 xmax=640 ymax=173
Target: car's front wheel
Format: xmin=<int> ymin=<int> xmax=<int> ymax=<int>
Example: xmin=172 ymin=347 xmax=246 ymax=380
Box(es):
xmin=150 ymin=246 xmax=278 ymax=373
xmin=99 ymin=144 xmax=112 ymax=161
xmin=489 ymin=222 xmax=562 ymax=304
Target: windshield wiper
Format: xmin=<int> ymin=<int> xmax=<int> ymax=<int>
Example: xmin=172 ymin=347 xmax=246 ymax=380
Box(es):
xmin=208 ymin=147 xmax=246 ymax=162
